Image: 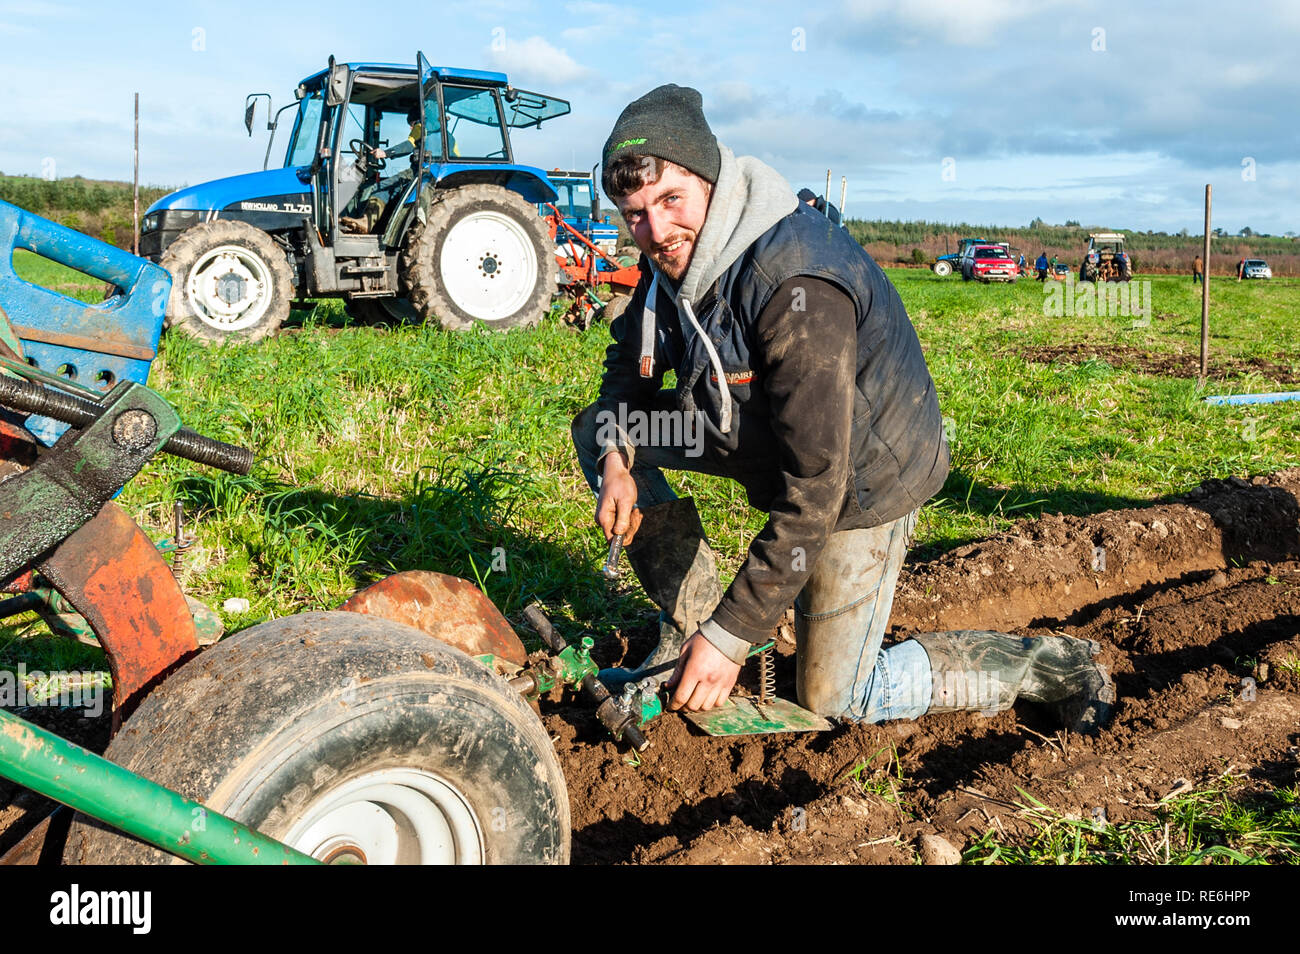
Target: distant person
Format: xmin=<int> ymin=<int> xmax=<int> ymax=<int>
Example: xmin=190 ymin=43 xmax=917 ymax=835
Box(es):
xmin=1017 ymin=253 xmax=1026 ymax=272
xmin=796 ymin=187 xmax=842 ymax=226
xmin=1050 ymin=254 xmax=1059 ymax=270
xmin=1035 ymin=251 xmax=1049 ymax=282
xmin=1192 ymin=255 xmax=1203 ymax=284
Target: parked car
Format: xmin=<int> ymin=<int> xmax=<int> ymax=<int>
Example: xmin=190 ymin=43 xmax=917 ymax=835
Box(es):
xmin=1242 ymin=259 xmax=1273 ymax=280
xmin=960 ymin=243 xmax=1019 ymax=283
xmin=933 ymin=237 xmax=993 ymax=276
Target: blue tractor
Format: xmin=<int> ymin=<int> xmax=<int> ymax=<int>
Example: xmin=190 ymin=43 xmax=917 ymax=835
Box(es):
xmin=140 ymin=55 xmax=570 ymax=342
xmin=542 ymin=169 xmax=620 ymax=258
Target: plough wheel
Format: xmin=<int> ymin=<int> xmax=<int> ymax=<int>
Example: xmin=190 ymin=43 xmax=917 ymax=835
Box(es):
xmin=64 ymin=611 xmax=569 ymax=865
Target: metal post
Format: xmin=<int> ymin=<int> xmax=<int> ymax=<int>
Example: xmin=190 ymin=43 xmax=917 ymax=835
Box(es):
xmin=0 ymin=708 xmax=319 ymax=865
xmin=839 ymin=176 xmax=847 ymax=221
xmin=824 ymin=169 xmax=831 ymax=205
xmin=132 ymin=93 xmax=140 ymax=256
xmin=1200 ymin=184 xmax=1211 ymax=384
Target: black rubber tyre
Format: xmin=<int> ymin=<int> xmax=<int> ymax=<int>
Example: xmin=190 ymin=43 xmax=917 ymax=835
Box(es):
xmin=1081 ymin=261 xmax=1099 ymax=283
xmin=344 ymin=297 xmax=420 ymax=326
xmin=400 ymin=184 xmax=554 ymax=331
xmin=159 ymin=219 xmax=294 ymax=345
xmin=64 ymin=611 xmax=570 ymax=865
xmin=600 ymin=293 xmax=632 ymax=325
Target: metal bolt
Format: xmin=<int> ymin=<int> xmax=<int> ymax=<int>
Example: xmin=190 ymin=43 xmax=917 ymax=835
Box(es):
xmin=111 ymin=409 xmax=157 ymax=450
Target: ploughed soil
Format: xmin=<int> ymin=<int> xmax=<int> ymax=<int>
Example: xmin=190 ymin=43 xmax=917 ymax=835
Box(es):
xmin=1017 ymin=344 xmax=1300 ymax=386
xmin=3 ymin=470 xmax=1299 ymax=865
xmin=545 ymin=469 xmax=1300 ymax=864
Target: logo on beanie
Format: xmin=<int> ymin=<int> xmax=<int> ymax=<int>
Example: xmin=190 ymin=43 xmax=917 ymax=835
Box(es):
xmin=612 ymin=137 xmax=647 ymax=151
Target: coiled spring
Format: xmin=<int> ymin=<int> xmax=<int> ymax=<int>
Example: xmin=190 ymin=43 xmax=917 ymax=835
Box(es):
xmin=759 ymin=643 xmax=775 ymax=706
xmin=171 ymin=501 xmax=192 ymax=579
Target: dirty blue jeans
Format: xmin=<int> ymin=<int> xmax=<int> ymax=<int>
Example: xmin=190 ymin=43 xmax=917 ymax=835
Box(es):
xmin=571 ymin=402 xmax=933 ymax=723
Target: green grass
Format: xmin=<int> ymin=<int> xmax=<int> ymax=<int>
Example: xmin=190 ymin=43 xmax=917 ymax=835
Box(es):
xmin=6 ymin=267 xmax=1297 ymax=634
xmin=964 ymin=775 xmax=1300 ymax=865
xmin=8 ymin=248 xmax=106 ymax=304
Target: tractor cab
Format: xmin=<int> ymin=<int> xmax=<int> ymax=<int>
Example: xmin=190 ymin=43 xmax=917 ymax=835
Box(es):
xmin=141 ymin=53 xmax=571 ymax=341
xmin=543 ymin=170 xmax=618 ymax=258
xmin=283 ymin=56 xmax=569 ymax=258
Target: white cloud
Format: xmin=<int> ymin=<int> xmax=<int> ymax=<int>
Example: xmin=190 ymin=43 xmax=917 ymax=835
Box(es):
xmin=841 ymin=0 xmax=1068 ymax=46
xmin=487 ymin=34 xmax=593 ymax=86
xmin=564 ymin=1 xmax=618 ymax=15
xmin=1222 ymin=63 xmax=1272 ymax=88
xmin=0 ymin=1 xmax=71 ymax=13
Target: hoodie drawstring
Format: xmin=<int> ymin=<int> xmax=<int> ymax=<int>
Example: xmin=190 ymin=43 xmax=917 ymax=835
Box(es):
xmin=640 ymin=269 xmax=733 ymax=434
xmin=680 ymin=297 xmax=732 ymax=434
xmin=638 ymin=271 xmax=658 ymax=378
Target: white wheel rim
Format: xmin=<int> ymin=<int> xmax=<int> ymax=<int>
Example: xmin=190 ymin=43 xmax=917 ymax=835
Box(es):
xmin=438 ymin=211 xmax=538 ymax=322
xmin=185 ymin=244 xmax=274 ymax=332
xmin=282 ymin=768 xmax=486 ymax=865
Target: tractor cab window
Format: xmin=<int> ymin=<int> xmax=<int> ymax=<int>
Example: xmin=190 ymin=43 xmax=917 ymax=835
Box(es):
xmin=549 ymin=179 xmax=593 ymax=220
xmin=286 ymin=88 xmax=324 ymax=168
xmin=563 ymin=181 xmax=593 ymax=218
xmin=376 ymin=107 xmax=418 ymax=156
xmin=440 ymin=86 xmax=508 ymax=160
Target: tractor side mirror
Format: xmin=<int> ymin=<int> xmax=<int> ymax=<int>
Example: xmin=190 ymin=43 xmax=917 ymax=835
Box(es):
xmin=243 ymin=93 xmax=271 ymax=137
xmin=325 ymin=55 xmax=348 ymax=107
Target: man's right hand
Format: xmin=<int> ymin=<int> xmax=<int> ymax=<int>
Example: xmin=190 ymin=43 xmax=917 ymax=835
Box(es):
xmin=596 ymin=450 xmax=643 ymax=545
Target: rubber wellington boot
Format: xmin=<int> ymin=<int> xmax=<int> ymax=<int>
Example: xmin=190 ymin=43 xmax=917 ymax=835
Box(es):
xmin=598 ymin=497 xmax=723 ymax=693
xmin=914 ymin=630 xmax=1116 ymax=734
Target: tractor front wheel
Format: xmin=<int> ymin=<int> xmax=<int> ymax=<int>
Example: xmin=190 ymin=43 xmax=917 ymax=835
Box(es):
xmin=63 ymin=611 xmax=570 ymax=865
xmin=160 ymin=220 xmax=294 ymax=344
xmin=932 ymin=260 xmax=952 ymax=277
xmin=401 ymin=184 xmax=554 ymax=331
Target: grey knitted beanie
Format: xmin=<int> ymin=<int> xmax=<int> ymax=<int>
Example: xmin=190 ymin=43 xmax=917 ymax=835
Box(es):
xmin=602 ymin=84 xmax=721 ymax=190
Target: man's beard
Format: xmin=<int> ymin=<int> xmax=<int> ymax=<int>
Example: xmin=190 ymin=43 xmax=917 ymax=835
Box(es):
xmin=649 ymin=235 xmax=693 ymax=281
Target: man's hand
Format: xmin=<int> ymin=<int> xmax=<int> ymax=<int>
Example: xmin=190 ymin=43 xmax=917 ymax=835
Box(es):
xmin=666 ymin=631 xmax=742 ymax=712
xmin=595 ymin=450 xmax=643 ymax=544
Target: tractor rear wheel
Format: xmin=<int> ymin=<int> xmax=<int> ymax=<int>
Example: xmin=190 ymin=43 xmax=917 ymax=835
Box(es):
xmin=63 ymin=611 xmax=570 ymax=865
xmin=401 ymin=184 xmax=553 ymax=332
xmin=160 ymin=220 xmax=294 ymax=344
xmin=601 ymin=293 xmax=632 ymax=324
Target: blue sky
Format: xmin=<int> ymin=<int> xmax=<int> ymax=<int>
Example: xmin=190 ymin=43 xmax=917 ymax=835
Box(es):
xmin=3 ymin=0 xmax=1296 ymax=234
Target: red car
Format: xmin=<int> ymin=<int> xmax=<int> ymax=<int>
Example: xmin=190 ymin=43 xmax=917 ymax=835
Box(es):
xmin=960 ymin=244 xmax=1020 ymax=283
